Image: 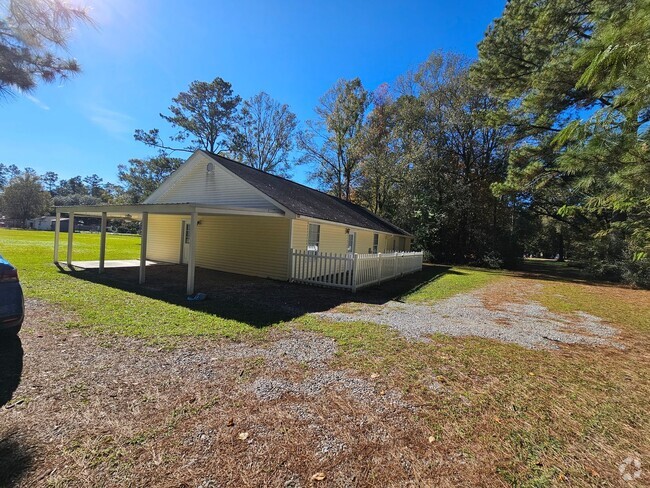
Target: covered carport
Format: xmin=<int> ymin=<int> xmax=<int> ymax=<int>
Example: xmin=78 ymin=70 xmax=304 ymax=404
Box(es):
xmin=53 ymin=203 xmax=286 ymax=294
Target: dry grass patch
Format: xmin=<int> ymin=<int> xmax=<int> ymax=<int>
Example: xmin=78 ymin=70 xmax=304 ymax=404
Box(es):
xmin=300 ymin=277 xmax=650 ymax=486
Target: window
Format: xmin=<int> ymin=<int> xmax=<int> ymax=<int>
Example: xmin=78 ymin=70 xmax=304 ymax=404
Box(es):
xmin=372 ymin=233 xmax=379 ymax=254
xmin=307 ymin=223 xmax=320 ymax=253
xmin=347 ymin=232 xmax=356 ymax=254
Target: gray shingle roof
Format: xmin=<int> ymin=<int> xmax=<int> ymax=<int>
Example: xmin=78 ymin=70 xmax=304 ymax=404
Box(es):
xmin=203 ymin=151 xmax=411 ymax=236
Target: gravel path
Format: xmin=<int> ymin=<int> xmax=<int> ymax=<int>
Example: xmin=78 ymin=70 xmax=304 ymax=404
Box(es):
xmin=315 ymin=283 xmax=622 ymax=350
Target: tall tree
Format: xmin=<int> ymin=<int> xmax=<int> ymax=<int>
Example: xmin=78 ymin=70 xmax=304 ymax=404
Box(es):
xmin=102 ymin=182 xmax=125 ymax=203
xmin=353 ymin=84 xmax=405 ymax=216
xmin=135 ymin=77 xmax=241 ymax=155
xmin=0 ymin=0 xmax=91 ymax=97
xmin=298 ymin=78 xmax=370 ymax=200
xmin=0 ymin=172 xmax=50 ymax=225
xmin=83 ymin=174 xmax=103 ymax=198
xmin=117 ymin=155 xmax=183 ymax=203
xmin=474 ymin=0 xmax=650 ymax=283
xmin=0 ymin=163 xmax=8 ymax=188
xmin=56 ymin=176 xmax=86 ymax=196
xmin=387 ymin=53 xmax=512 ymax=263
xmin=230 ymin=92 xmax=297 ymax=177
xmin=41 ymin=171 xmax=58 ymax=193
xmin=0 ymin=164 xmax=20 ymax=188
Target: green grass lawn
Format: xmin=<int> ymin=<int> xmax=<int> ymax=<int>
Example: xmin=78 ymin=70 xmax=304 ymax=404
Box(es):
xmin=403 ymin=265 xmax=504 ymax=303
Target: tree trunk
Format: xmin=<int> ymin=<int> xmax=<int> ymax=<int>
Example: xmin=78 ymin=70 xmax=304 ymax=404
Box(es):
xmin=557 ymin=230 xmax=565 ymax=262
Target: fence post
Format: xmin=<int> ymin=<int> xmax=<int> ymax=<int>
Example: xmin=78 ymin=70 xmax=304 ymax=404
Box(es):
xmin=352 ymin=253 xmax=358 ymax=292
xmin=377 ymin=253 xmax=383 ymax=285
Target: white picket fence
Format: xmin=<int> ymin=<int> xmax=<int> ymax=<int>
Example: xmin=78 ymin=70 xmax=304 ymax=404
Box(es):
xmin=290 ymin=249 xmax=424 ymax=291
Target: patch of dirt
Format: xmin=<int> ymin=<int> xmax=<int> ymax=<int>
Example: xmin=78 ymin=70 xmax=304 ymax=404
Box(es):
xmin=315 ymin=278 xmax=622 ymax=350
xmin=1 ymin=300 xmax=453 ymax=487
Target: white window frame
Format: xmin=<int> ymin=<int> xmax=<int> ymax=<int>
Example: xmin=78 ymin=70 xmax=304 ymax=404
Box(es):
xmin=372 ymin=233 xmax=379 ymax=254
xmin=307 ymin=223 xmax=320 ymax=253
xmin=347 ymin=231 xmax=356 ymax=254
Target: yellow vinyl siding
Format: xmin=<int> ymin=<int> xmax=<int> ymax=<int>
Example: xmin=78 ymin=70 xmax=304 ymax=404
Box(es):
xmin=356 ymin=230 xmax=375 ymax=254
xmin=196 ymin=215 xmax=290 ymax=280
xmin=317 ymin=224 xmax=348 ymax=253
xmin=291 ymin=218 xmax=408 ymax=255
xmin=147 ymin=214 xmax=412 ymax=282
xmin=292 ymin=220 xmax=348 ymax=253
xmin=291 ymin=219 xmax=308 ymax=250
xmin=146 ymin=214 xmax=185 ymax=263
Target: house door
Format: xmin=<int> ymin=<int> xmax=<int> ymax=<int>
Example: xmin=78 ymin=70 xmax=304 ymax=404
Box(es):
xmin=347 ymin=232 xmax=356 ymax=255
xmin=181 ymin=221 xmax=191 ymax=264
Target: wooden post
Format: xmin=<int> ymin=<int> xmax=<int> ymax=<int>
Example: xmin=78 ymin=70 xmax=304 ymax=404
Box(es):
xmin=66 ymin=212 xmax=74 ymax=268
xmin=53 ymin=211 xmax=61 ymax=264
xmin=99 ymin=212 xmax=107 ymax=274
xmin=351 ymin=253 xmax=358 ymax=293
xmin=186 ymin=211 xmax=198 ymax=295
xmin=139 ymin=212 xmax=149 ymax=284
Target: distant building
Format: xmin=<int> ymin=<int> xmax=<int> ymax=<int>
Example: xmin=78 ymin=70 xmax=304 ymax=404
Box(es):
xmin=26 ymin=216 xmax=60 ymax=231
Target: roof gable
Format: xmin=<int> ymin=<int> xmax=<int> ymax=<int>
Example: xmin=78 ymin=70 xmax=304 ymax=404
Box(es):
xmin=144 ymin=152 xmax=280 ymax=212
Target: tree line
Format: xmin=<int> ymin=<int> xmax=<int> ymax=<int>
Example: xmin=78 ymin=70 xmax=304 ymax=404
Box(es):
xmin=1 ymin=0 xmax=648 ymax=287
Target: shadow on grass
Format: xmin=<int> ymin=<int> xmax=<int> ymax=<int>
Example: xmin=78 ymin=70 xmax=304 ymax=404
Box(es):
xmin=510 ymin=258 xmax=625 ymax=287
xmin=61 ymin=263 xmax=454 ymax=329
xmin=0 ymin=431 xmax=33 ymax=487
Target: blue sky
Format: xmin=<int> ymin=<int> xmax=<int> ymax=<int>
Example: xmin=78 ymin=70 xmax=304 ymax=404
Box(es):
xmin=0 ymin=0 xmax=506 ymax=187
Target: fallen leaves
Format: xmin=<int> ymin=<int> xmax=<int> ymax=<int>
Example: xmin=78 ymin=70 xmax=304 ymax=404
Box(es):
xmin=311 ymin=472 xmax=326 ymax=481
xmin=238 ymin=432 xmax=249 ymax=441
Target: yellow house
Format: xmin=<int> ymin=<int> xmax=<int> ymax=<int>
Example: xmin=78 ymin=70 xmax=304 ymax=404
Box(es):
xmin=54 ymin=150 xmax=416 ymax=294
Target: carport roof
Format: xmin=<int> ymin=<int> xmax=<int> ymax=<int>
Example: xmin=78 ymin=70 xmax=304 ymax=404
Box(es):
xmin=55 ymin=202 xmax=285 ymax=219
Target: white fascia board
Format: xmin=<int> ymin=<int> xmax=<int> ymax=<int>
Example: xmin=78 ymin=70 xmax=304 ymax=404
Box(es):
xmin=55 ymin=203 xmax=287 ymax=219
xmin=56 ymin=204 xmax=196 ymax=215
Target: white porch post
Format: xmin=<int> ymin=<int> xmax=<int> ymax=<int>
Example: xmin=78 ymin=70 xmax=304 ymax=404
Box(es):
xmin=66 ymin=212 xmax=75 ymax=268
xmin=53 ymin=211 xmax=61 ymax=264
xmin=139 ymin=212 xmax=149 ymax=284
xmin=186 ymin=211 xmax=198 ymax=295
xmin=99 ymin=212 xmax=107 ymax=274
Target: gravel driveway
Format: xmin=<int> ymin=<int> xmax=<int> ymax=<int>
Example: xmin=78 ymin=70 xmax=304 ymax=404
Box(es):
xmin=315 ymin=280 xmax=621 ymax=349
